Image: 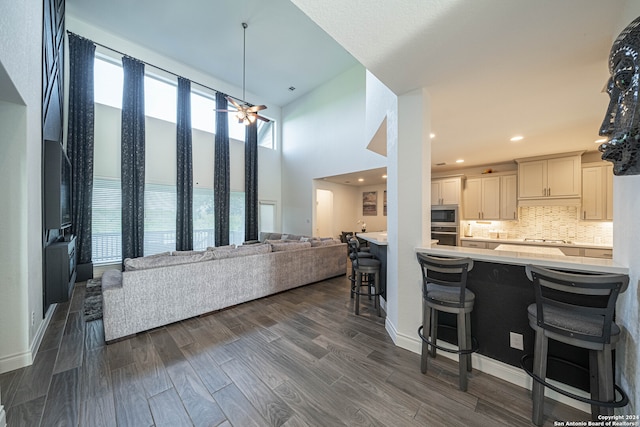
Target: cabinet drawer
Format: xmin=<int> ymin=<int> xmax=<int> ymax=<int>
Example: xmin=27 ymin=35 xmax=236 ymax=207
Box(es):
xmin=583 ymin=248 xmax=612 ymax=259
xmin=560 ymin=247 xmax=581 ymax=257
xmin=485 ymin=242 xmax=501 ymax=249
xmin=461 ymin=241 xmax=486 ymax=249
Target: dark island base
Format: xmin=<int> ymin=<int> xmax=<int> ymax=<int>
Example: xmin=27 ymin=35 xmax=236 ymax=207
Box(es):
xmin=434 ymin=260 xmax=611 ymax=393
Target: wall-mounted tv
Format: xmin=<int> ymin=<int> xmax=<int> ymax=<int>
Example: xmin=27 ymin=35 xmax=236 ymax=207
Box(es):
xmin=44 ymin=140 xmax=72 ymax=230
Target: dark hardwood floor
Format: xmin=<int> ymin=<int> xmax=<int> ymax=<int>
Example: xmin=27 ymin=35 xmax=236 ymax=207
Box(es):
xmin=0 ymin=274 xmax=588 ymax=426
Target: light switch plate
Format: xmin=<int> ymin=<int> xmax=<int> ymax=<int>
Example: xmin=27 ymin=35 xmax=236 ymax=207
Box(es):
xmin=510 ymin=332 xmax=524 ymax=350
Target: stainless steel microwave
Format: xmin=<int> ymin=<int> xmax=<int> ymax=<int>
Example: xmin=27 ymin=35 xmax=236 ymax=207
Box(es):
xmin=431 ymin=205 xmax=458 ymax=226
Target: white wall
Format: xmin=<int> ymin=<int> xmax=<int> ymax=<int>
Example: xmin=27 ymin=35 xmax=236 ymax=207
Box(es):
xmin=0 ymin=0 xmax=44 ymax=375
xmin=355 ymin=184 xmax=387 ymax=232
xmin=281 ymin=65 xmax=386 ymax=235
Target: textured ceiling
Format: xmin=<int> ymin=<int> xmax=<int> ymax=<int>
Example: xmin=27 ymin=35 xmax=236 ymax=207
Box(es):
xmin=292 ymin=0 xmax=628 ymax=170
xmin=66 ymin=0 xmax=358 ymax=108
xmin=67 ymin=0 xmax=632 ymax=172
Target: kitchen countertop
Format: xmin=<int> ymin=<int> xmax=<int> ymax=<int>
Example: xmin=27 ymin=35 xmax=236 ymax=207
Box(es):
xmin=356 ymin=231 xmax=388 ymax=245
xmin=460 ymin=236 xmax=612 ymax=250
xmin=416 ymin=244 xmax=627 ymax=274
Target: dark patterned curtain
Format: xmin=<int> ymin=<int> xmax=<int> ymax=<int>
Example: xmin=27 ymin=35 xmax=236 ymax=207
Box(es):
xmin=67 ymin=33 xmax=95 ymax=280
xmin=121 ymin=57 xmax=146 ymax=261
xmin=176 ymin=77 xmax=193 ymax=250
xmin=245 ymin=121 xmax=258 ymax=241
xmin=214 ymin=92 xmax=230 ymax=246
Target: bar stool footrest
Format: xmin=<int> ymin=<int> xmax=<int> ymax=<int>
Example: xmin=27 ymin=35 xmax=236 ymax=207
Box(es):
xmin=520 ymin=353 xmax=629 ymax=408
xmin=418 ymin=325 xmax=479 ymax=355
xmin=351 ymin=285 xmax=382 ymax=297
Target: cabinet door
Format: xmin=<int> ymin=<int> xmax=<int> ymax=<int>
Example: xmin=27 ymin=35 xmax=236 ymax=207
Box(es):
xmin=431 ymin=181 xmax=442 ymax=205
xmin=481 ymin=176 xmax=501 ymax=219
xmin=582 ymin=166 xmax=604 ymax=220
xmin=463 ymin=178 xmax=482 ymax=219
xmin=518 ymin=160 xmax=546 ymax=198
xmin=440 ymin=178 xmax=460 ymax=205
xmin=500 ymin=174 xmax=518 ymax=220
xmin=606 ymin=165 xmax=613 ymax=220
xmin=547 ymin=156 xmax=581 ymax=197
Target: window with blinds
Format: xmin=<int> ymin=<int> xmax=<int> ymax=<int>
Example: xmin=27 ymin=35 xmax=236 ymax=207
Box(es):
xmin=92 ymin=178 xmax=122 ymax=264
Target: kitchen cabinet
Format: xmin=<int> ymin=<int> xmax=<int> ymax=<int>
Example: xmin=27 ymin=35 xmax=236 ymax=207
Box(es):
xmin=582 ymin=163 xmax=613 ymax=221
xmin=461 ymin=240 xmax=487 ymax=249
xmin=500 ymin=174 xmax=518 ymax=220
xmin=516 ymin=153 xmax=581 ymax=200
xmin=431 ymin=177 xmax=461 ymax=205
xmin=463 ymin=176 xmax=500 ymax=219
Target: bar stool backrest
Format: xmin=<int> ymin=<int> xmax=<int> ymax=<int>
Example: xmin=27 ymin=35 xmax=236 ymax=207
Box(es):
xmin=525 ymin=265 xmax=629 ymax=345
xmin=416 ymin=253 xmax=474 ymax=307
xmin=347 ymin=237 xmax=361 ymax=267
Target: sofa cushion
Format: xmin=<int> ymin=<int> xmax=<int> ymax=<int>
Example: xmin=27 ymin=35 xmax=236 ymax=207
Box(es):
xmin=310 ymin=238 xmax=342 ymax=247
xmin=211 ymin=243 xmax=271 ymax=259
xmin=270 ymin=241 xmax=312 ymax=251
xmin=124 ymin=251 xmax=215 ymax=271
xmin=206 ymin=244 xmax=236 ymax=251
xmin=172 ymin=250 xmax=206 ymax=256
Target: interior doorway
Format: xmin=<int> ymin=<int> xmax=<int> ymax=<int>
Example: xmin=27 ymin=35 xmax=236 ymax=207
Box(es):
xmin=315 ymin=189 xmax=334 ymax=237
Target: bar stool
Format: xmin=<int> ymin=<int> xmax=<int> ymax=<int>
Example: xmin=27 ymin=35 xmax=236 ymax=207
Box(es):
xmin=522 ymin=265 xmax=629 ymax=426
xmin=416 ymin=253 xmax=477 ymax=391
xmin=348 ymin=238 xmax=381 ymax=316
xmin=346 ymin=234 xmax=374 ymax=299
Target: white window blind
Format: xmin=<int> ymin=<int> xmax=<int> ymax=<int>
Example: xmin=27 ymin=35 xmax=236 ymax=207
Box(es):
xmin=144 ymin=183 xmax=177 ymax=256
xmin=92 ymin=178 xmax=122 ymax=264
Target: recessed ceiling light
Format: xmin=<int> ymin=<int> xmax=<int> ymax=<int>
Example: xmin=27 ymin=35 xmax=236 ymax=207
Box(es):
xmin=456 ymin=159 xmax=464 ymax=163
xmin=595 ymin=138 xmax=607 ymax=144
xmin=358 ymin=178 xmax=364 ymax=182
xmin=382 ymin=175 xmax=387 ymax=179
xmin=510 ymin=135 xmax=524 ymax=142
xmin=430 ymin=133 xmax=436 ymax=139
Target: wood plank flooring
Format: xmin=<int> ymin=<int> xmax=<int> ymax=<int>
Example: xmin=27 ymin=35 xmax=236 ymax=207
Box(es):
xmin=0 ymin=274 xmax=589 ymax=426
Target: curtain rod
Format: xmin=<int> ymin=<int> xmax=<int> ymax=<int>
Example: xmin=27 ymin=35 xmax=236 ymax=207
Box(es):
xmin=67 ymin=30 xmax=240 ymax=101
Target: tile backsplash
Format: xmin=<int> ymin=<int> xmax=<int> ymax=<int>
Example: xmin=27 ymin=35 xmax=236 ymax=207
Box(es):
xmin=461 ymin=206 xmax=613 ymax=245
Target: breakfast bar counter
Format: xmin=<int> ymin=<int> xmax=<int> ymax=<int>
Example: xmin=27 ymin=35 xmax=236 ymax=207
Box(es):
xmin=414 ymin=244 xmax=628 ymax=393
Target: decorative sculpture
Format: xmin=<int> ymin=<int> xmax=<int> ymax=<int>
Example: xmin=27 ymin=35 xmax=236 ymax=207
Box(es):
xmin=599 ymin=17 xmax=640 ymax=175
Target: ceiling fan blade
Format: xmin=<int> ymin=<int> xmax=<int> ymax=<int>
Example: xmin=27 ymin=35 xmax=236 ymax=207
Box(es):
xmin=246 ymin=104 xmax=267 ymax=113
xmin=255 ymin=114 xmax=271 ymax=123
xmin=226 ymin=96 xmax=243 ymax=110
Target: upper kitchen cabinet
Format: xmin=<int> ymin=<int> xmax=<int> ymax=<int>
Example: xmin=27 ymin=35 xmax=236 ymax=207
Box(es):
xmin=463 ymin=175 xmax=500 ymax=219
xmin=463 ymin=173 xmax=517 ymax=220
xmin=582 ymin=162 xmax=613 ymax=220
xmin=431 ymin=177 xmax=461 ymax=205
xmin=500 ymin=174 xmax=518 ymax=220
xmin=516 ymin=152 xmax=582 ymax=201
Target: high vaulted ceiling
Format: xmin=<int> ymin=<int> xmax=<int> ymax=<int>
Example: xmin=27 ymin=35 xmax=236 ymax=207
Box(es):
xmin=67 ymin=0 xmax=633 ymax=172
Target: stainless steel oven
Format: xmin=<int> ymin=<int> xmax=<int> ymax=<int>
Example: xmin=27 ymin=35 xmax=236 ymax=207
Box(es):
xmin=431 ymin=205 xmax=459 ymax=246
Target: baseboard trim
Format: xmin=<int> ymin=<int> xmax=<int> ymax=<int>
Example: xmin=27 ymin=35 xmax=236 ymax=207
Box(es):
xmin=390 ymin=324 xmax=590 ymax=413
xmin=31 ymin=304 xmax=55 ymax=360
xmin=0 ymin=304 xmax=55 ymax=374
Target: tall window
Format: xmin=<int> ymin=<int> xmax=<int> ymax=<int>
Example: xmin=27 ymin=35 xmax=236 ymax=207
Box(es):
xmin=92 ymin=56 xmax=258 ymax=263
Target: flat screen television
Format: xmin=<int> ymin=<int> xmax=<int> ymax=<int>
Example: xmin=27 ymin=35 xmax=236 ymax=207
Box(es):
xmin=44 ymin=140 xmax=72 ymax=230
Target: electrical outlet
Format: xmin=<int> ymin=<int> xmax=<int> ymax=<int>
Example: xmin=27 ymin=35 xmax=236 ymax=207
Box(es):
xmin=509 ymin=332 xmax=524 ymax=350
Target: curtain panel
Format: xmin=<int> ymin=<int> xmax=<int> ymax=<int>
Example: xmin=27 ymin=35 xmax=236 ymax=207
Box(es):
xmin=245 ymin=121 xmax=258 ymax=241
xmin=214 ymin=92 xmax=230 ymax=246
xmin=121 ymin=57 xmax=146 ymax=261
xmin=176 ymin=77 xmax=193 ymax=250
xmin=67 ymin=33 xmax=95 ymax=279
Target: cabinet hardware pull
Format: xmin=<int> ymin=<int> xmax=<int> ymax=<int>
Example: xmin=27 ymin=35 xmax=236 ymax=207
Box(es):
xmin=548 ymin=187 xmax=550 ymax=196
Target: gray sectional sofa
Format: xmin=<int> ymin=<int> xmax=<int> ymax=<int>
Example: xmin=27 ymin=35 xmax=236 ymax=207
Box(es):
xmin=101 ymin=235 xmax=347 ymax=342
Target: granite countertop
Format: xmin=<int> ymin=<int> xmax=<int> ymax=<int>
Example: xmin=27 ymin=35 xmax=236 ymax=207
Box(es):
xmin=416 ymin=244 xmax=627 ymax=274
xmin=459 ymin=236 xmax=612 ymax=250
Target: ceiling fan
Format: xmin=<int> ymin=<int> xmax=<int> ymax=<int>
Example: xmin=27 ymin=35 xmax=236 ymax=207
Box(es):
xmin=217 ymin=22 xmax=270 ymax=125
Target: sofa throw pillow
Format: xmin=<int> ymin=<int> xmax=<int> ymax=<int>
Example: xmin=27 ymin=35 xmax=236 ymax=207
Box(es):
xmin=172 ymin=250 xmax=206 ymax=256
xmin=206 ymin=244 xmax=236 ymax=251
